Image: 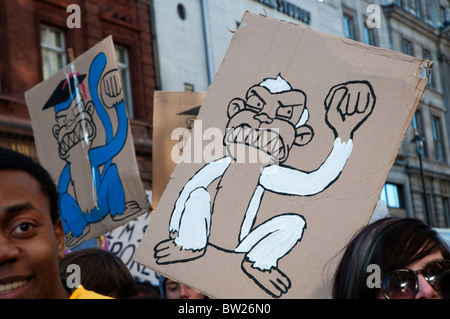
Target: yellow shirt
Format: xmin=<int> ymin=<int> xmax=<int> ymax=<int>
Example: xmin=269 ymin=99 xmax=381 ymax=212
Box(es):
xmin=69 ymin=285 xmax=113 ymax=299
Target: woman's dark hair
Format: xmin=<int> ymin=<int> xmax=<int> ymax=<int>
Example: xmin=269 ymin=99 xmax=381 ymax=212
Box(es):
xmin=0 ymin=147 xmax=59 ymax=223
xmin=59 ymin=248 xmax=138 ymax=298
xmin=332 ymin=217 xmax=450 ymax=299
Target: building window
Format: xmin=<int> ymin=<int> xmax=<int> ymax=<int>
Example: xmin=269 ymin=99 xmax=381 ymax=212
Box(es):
xmin=40 ymin=25 xmax=66 ymax=80
xmin=115 ymin=45 xmax=133 ymax=118
xmin=380 ymin=183 xmax=404 ymax=209
xmin=402 ymin=0 xmax=417 ymax=16
xmin=422 ymin=49 xmax=435 ymax=89
xmin=413 ymin=111 xmax=428 ymax=158
xmin=363 ymin=24 xmax=377 ymax=46
xmin=440 ymin=5 xmax=448 ymax=26
xmin=418 ymin=0 xmax=431 ymax=22
xmin=343 ymin=15 xmax=356 ymax=40
xmin=432 ymin=115 xmax=445 ymax=162
xmin=443 ymin=197 xmax=450 ymax=226
xmin=402 ymin=38 xmax=413 ymax=56
xmin=184 ymin=83 xmax=195 ymax=92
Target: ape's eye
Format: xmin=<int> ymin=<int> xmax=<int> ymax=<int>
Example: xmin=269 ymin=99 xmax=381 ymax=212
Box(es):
xmin=246 ymin=95 xmax=265 ymax=111
xmin=56 ymin=115 xmax=66 ymax=127
xmin=276 ymin=105 xmax=294 ymax=120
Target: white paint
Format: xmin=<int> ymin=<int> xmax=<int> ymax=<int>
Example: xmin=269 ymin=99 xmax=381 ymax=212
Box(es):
xmin=169 ymin=156 xmax=232 ymax=233
xmin=259 ymin=138 xmax=353 ymax=195
xmin=259 ymin=75 xmax=292 ymax=93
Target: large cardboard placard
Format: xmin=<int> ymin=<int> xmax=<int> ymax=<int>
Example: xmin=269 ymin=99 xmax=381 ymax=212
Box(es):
xmin=152 ymin=91 xmax=206 ymax=209
xmin=134 ymin=12 xmax=431 ymax=298
xmin=26 ymin=36 xmax=150 ymax=249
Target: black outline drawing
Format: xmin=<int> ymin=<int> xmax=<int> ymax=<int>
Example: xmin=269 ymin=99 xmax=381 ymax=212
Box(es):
xmin=153 ymin=74 xmax=376 ymax=298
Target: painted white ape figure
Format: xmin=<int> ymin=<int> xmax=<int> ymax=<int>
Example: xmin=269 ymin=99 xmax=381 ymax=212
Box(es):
xmin=154 ymin=75 xmax=376 ymax=298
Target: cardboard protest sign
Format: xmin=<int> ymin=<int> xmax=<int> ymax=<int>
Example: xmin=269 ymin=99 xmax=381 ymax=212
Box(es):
xmin=152 ymin=91 xmax=206 ymax=209
xmin=25 ymin=36 xmax=150 ymax=249
xmin=134 ymin=12 xmax=431 ymax=298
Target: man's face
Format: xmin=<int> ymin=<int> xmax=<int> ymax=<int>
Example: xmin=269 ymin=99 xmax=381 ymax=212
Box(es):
xmin=164 ymin=278 xmax=206 ymax=299
xmin=52 ymin=95 xmax=96 ymax=161
xmin=0 ymin=170 xmax=66 ymax=299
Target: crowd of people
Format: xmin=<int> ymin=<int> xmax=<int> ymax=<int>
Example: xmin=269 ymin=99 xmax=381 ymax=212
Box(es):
xmin=1 ymin=146 xmax=450 ymax=299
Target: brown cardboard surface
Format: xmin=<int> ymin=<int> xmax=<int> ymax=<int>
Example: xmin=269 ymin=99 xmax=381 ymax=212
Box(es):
xmin=25 ymin=36 xmax=150 ymax=249
xmin=134 ymin=12 xmax=430 ymax=298
xmin=152 ymin=91 xmax=206 ymax=209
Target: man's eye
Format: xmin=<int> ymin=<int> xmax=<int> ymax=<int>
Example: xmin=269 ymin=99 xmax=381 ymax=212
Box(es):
xmin=11 ymin=223 xmax=35 ymax=236
xmin=167 ymin=283 xmax=180 ymax=292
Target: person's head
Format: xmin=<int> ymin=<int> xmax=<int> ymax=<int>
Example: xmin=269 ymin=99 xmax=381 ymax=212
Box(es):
xmin=332 ymin=217 xmax=450 ymax=299
xmin=0 ymin=147 xmax=66 ymax=298
xmin=134 ymin=279 xmax=161 ymax=298
xmin=158 ymin=275 xmax=207 ymax=299
xmin=59 ymin=248 xmax=137 ymax=298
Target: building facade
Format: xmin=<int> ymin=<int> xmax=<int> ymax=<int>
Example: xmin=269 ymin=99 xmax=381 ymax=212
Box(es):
xmin=378 ymin=0 xmax=450 ymax=226
xmin=151 ymin=0 xmax=450 ymax=226
xmin=0 ymin=0 xmax=155 ymax=190
xmin=1 ymin=0 xmax=449 ymax=227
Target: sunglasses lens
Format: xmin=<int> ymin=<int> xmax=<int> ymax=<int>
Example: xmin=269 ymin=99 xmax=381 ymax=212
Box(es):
xmin=423 ymin=260 xmax=450 ymax=291
xmin=382 ymin=271 xmax=416 ymax=299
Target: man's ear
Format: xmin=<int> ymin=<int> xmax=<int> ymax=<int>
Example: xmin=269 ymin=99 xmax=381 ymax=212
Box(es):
xmin=294 ymin=125 xmax=314 ymax=146
xmin=54 ymin=218 xmax=66 ymax=259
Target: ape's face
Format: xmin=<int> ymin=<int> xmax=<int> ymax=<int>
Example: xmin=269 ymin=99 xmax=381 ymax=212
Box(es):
xmin=224 ymin=85 xmax=313 ymax=164
xmin=52 ymin=95 xmax=96 ymax=161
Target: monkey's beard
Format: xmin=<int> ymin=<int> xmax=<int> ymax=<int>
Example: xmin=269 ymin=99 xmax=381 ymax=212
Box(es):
xmin=224 ymin=124 xmax=288 ymax=164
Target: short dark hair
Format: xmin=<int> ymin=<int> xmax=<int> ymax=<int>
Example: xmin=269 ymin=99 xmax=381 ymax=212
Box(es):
xmin=59 ymin=248 xmax=138 ymax=298
xmin=0 ymin=147 xmax=59 ymax=223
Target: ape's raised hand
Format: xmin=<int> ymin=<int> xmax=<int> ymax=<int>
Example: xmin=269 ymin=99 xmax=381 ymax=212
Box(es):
xmin=324 ymin=81 xmax=376 ymax=140
xmin=100 ymin=69 xmax=124 ymax=108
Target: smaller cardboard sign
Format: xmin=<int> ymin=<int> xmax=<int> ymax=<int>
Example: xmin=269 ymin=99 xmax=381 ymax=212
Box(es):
xmin=106 ymin=211 xmax=158 ymax=284
xmin=152 ymin=91 xmax=206 ymax=208
xmin=25 ymin=36 xmax=151 ymax=249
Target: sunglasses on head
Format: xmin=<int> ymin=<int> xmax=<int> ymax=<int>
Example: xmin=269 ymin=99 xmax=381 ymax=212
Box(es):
xmin=381 ymin=259 xmax=450 ymax=299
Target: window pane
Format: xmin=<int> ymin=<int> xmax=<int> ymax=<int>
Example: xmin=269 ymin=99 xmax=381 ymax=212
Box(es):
xmin=402 ymin=39 xmax=412 ymax=55
xmin=40 ymin=25 xmax=66 ymax=79
xmin=432 ymin=116 xmax=445 ymax=162
xmin=115 ymin=47 xmax=125 ymax=64
xmin=50 ymin=30 xmax=59 ymax=47
xmin=364 ymin=26 xmax=376 ymax=46
xmin=343 ymin=15 xmax=355 ymax=40
xmin=443 ymin=198 xmax=450 ymax=226
xmin=40 ymin=27 xmax=46 ymax=43
xmin=114 ymin=45 xmax=133 ymax=118
xmin=412 ymin=111 xmax=428 ymax=158
xmin=381 ymin=183 xmax=403 ymax=209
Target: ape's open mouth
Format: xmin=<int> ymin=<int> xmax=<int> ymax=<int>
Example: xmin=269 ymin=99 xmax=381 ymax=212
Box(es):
xmin=59 ymin=119 xmax=96 ymax=158
xmin=224 ymin=124 xmax=287 ymax=162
